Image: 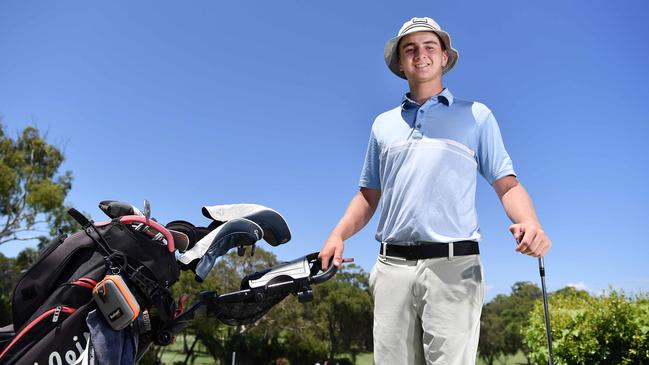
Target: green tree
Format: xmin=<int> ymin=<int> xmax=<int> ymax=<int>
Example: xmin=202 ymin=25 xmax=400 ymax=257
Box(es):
xmin=478 ymin=281 xmax=541 ymax=365
xmin=523 ymin=288 xmax=649 ymax=365
xmin=0 ymin=253 xmax=17 ymax=325
xmin=502 ymin=281 xmax=542 ymax=363
xmin=479 ymin=294 xmax=507 ymax=365
xmin=0 ymin=123 xmax=78 ymax=247
xmin=311 ymin=263 xmax=373 ymax=363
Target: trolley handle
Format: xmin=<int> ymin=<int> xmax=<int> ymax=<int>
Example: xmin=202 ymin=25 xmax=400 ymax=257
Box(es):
xmin=310 ymin=263 xmax=338 ymax=284
xmin=307 ymin=252 xmax=353 ymax=285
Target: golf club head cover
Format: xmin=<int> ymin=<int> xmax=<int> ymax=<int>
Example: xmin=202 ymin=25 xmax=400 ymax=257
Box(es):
xmin=98 ymin=200 xmax=142 ymax=219
xmin=165 ymin=220 xmax=212 ymax=252
xmin=201 ymin=204 xmax=291 ymax=246
xmin=177 ymin=218 xmax=263 ymax=282
xmin=168 ymin=229 xmax=190 ymax=253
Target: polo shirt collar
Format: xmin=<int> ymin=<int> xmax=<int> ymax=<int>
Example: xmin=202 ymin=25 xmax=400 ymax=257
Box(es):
xmin=402 ymin=88 xmax=455 ymax=109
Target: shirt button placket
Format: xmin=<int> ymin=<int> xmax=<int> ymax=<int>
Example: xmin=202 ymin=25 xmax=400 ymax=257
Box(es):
xmin=412 ymin=108 xmax=424 ymax=139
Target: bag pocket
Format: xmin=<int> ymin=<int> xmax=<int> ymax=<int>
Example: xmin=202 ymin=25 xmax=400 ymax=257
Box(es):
xmin=0 ymin=305 xmax=76 ymax=362
xmin=93 ymin=275 xmax=140 ymax=330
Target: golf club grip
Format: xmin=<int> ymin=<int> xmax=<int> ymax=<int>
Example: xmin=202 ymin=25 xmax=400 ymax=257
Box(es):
xmin=68 ymin=208 xmax=90 ymax=227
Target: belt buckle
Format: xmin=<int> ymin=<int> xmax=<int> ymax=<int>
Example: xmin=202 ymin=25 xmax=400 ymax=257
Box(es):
xmin=380 ymin=243 xmax=410 ymax=263
xmin=380 ymin=242 xmax=387 ymax=258
xmin=447 ymin=242 xmax=454 ymax=261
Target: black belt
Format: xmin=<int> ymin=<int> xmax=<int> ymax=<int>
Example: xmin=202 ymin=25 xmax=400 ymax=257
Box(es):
xmin=379 ymin=241 xmax=479 ymax=260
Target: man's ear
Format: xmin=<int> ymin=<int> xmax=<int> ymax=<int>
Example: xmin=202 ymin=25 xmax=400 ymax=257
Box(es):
xmin=442 ymin=50 xmax=449 ymax=67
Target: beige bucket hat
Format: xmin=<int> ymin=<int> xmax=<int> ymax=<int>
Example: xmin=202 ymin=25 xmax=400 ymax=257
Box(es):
xmin=384 ymin=17 xmax=459 ymax=79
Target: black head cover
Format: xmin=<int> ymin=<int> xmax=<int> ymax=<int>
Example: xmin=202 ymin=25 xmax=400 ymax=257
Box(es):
xmin=165 ymin=220 xmax=211 ymax=252
xmin=98 ymin=200 xmax=141 ymax=219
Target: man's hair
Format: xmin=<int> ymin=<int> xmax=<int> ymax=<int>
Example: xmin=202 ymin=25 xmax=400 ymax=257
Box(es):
xmin=397 ymin=32 xmax=447 ymax=59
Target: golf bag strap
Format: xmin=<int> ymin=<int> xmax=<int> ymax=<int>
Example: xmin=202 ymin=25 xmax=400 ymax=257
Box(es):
xmin=68 ymin=208 xmax=113 ymax=257
xmin=69 ymin=208 xmax=175 ymax=322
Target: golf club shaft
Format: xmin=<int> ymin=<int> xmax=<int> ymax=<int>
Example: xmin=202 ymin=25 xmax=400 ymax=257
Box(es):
xmin=539 ymin=257 xmax=555 ymax=365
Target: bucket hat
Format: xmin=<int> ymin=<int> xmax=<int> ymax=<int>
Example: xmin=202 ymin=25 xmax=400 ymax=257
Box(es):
xmin=384 ymin=17 xmax=459 ymax=79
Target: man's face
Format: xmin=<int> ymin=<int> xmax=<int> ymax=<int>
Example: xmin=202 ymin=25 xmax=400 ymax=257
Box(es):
xmin=398 ymin=31 xmax=448 ymax=83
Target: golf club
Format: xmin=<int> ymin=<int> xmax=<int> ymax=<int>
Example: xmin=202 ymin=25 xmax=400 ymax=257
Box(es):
xmin=538 ymin=256 xmax=555 ymax=365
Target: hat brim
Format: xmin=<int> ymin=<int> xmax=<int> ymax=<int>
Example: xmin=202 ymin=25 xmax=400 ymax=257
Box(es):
xmin=384 ymin=30 xmax=459 ymax=79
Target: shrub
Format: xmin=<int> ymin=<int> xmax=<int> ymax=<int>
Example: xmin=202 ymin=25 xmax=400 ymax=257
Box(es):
xmin=523 ymin=289 xmax=649 ymax=364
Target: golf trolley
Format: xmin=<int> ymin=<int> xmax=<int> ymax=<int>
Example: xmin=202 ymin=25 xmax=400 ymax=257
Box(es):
xmin=156 ymin=252 xmax=336 ymax=346
xmin=0 ymin=201 xmax=343 ymax=365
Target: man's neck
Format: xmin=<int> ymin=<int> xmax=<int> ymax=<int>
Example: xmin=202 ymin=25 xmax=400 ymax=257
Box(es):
xmin=407 ymin=79 xmax=444 ymax=105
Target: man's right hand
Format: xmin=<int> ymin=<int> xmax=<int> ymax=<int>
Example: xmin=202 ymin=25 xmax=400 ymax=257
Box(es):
xmin=318 ymin=236 xmax=345 ymax=270
xmin=318 ymin=188 xmax=381 ymax=270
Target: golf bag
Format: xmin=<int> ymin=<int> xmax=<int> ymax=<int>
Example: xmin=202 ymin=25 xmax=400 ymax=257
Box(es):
xmin=0 ymin=209 xmax=179 ymax=365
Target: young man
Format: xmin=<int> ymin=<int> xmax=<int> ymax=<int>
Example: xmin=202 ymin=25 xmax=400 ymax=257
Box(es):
xmin=319 ymin=17 xmax=552 ymax=364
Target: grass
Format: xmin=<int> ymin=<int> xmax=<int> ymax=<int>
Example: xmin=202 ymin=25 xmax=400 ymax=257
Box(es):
xmin=354 ymin=351 xmax=527 ymax=365
xmin=476 ymin=351 xmax=529 ymax=365
xmin=159 ymin=339 xmax=528 ymax=365
xmin=355 ymin=352 xmax=373 ymax=365
xmin=159 ymin=335 xmax=214 ymax=365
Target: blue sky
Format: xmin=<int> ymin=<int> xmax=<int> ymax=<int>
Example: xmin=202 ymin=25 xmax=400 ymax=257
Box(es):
xmin=1 ymin=1 xmax=647 ymax=301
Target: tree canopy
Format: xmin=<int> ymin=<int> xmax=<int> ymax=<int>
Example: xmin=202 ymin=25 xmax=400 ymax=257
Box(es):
xmin=0 ymin=123 xmax=77 ymax=247
xmin=479 ymin=281 xmax=541 ymax=365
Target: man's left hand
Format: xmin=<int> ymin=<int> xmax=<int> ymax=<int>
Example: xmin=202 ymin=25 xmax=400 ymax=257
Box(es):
xmin=509 ymin=222 xmax=552 ymax=257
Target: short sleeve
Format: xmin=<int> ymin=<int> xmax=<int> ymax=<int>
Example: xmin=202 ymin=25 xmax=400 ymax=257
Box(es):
xmin=359 ymin=130 xmax=381 ymax=190
xmin=477 ymin=111 xmax=516 ymax=184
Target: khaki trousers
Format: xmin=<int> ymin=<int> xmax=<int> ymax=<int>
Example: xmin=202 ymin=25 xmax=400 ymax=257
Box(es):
xmin=369 ymin=254 xmax=484 ymax=365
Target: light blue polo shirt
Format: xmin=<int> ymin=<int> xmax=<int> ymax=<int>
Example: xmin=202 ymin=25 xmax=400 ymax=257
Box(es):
xmin=359 ymin=88 xmax=515 ymax=244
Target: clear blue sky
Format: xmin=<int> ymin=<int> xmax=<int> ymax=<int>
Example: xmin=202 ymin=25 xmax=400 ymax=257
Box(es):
xmin=1 ymin=1 xmax=648 ymax=301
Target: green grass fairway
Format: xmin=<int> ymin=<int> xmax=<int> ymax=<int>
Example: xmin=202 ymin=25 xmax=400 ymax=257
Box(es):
xmin=348 ymin=351 xmax=528 ymax=365
xmin=476 ymin=351 xmax=528 ymax=365
xmin=355 ymin=352 xmax=373 ymax=365
xmin=160 ymin=345 xmax=527 ymax=364
xmin=159 ymin=335 xmax=214 ymax=364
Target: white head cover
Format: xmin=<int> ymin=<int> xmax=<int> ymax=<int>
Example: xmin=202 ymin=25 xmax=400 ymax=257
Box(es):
xmin=201 ymin=204 xmax=291 ymax=246
xmin=177 ymin=218 xmax=262 ymax=266
xmin=202 ymin=204 xmax=281 ymax=222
